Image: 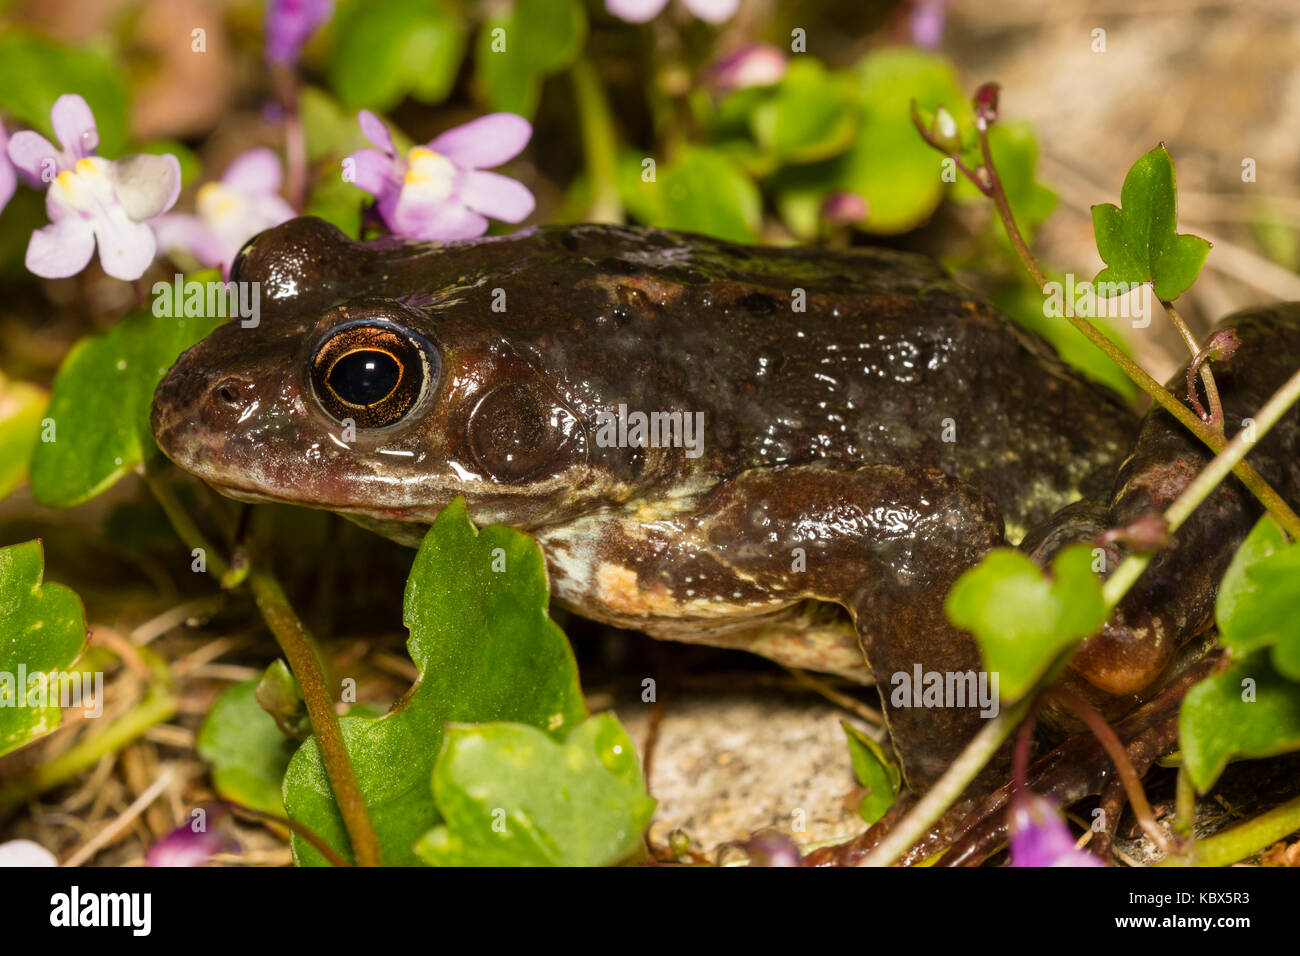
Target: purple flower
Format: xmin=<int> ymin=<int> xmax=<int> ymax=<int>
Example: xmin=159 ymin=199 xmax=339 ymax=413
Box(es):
xmin=153 ymin=148 xmax=296 ymax=277
xmin=711 ymin=44 xmax=787 ymax=92
xmin=265 ymin=0 xmax=334 ymax=66
xmin=0 ymin=125 xmax=16 ymax=215
xmin=1008 ymin=792 xmax=1105 ymax=867
xmin=347 ymin=111 xmax=535 ymax=242
xmin=821 ymin=191 xmax=869 ymax=226
xmin=6 ymin=95 xmax=180 ymax=281
xmin=7 ymin=93 xmax=99 ymax=187
xmin=741 ymin=832 xmax=803 ymax=867
xmin=147 ymin=807 xmax=234 ymax=867
xmin=607 ymin=0 xmax=739 ymax=24
xmin=909 ymin=0 xmax=952 ymax=50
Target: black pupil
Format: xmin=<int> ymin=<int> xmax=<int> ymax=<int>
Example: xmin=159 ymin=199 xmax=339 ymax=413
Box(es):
xmin=328 ymin=350 xmax=401 ymax=407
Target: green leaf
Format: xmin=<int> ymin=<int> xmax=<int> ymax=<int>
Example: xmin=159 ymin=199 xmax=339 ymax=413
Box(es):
xmin=0 ymin=375 xmax=47 ymax=501
xmin=1215 ymin=515 xmax=1288 ymax=652
xmin=475 ymin=0 xmax=586 ymax=118
xmin=749 ymin=59 xmax=858 ymax=164
xmin=945 ymin=544 xmax=1106 ymax=702
xmin=841 ymin=721 xmax=900 ymax=824
xmin=27 ymin=296 xmax=225 ymax=507
xmin=283 ymin=498 xmax=587 ymax=866
xmin=0 ymin=189 xmax=47 ymax=280
xmin=775 ymin=48 xmax=968 ymax=238
xmin=300 ymin=85 xmax=365 ymax=163
xmin=299 ymin=86 xmax=373 ymax=237
xmin=414 ymin=715 xmax=655 ymax=866
xmin=620 ymin=146 xmax=761 ymax=243
xmin=330 ymin=0 xmax=465 ymax=112
xmin=1180 ymin=650 xmax=1300 ymax=792
xmin=305 ymin=172 xmax=363 ymax=238
xmin=0 ymin=30 xmax=130 ymax=156
xmin=1213 ymin=515 xmax=1300 ymax=679
xmin=196 ymin=678 xmax=296 ymax=818
xmin=0 ymin=540 xmax=88 ymax=757
xmin=1091 ymin=144 xmax=1211 ymax=302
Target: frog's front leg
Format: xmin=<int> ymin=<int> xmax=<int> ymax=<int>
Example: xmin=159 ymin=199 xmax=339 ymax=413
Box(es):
xmin=542 ymin=463 xmax=1007 ymax=792
xmin=690 ymin=464 xmax=1007 ymax=791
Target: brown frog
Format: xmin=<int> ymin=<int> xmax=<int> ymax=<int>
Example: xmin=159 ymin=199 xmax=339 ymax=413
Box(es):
xmin=150 ymin=216 xmax=1300 ymax=796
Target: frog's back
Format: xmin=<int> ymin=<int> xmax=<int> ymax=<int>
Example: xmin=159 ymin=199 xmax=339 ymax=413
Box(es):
xmin=482 ymin=225 xmax=1138 ymax=540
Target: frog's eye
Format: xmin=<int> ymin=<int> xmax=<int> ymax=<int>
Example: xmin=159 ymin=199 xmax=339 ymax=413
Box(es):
xmin=311 ymin=323 xmax=435 ymax=428
xmin=468 ymin=382 xmax=581 ymax=483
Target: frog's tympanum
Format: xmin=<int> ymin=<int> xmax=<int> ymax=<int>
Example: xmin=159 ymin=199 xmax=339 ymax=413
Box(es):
xmin=151 ymin=217 xmax=1300 ymax=804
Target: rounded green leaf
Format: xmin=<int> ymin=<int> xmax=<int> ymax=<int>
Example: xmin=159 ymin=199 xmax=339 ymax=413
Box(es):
xmin=475 ymin=0 xmax=586 ymax=119
xmin=622 ymin=146 xmax=761 ymax=243
xmin=330 ymin=0 xmax=466 ymax=112
xmin=0 ymin=375 xmax=47 ymax=502
xmin=0 ymin=540 xmax=88 ymax=757
xmin=28 ymin=300 xmax=225 ymax=508
xmin=749 ymin=59 xmax=858 ymax=164
xmin=283 ymin=499 xmax=587 ymax=866
xmin=837 ymin=47 xmax=967 ymax=235
xmin=1180 ymin=651 xmax=1300 ymax=792
xmin=197 ymin=677 xmax=296 ymax=818
xmin=945 ymin=544 xmax=1107 ymax=702
xmin=414 ymin=715 xmax=655 ymax=866
xmin=1215 ymin=515 xmax=1292 ymax=655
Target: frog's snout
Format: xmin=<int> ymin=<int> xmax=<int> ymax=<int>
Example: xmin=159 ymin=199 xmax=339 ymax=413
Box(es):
xmin=151 ymin=357 xmax=258 ymax=466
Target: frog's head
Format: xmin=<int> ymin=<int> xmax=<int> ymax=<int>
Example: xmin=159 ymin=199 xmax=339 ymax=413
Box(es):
xmin=150 ymin=217 xmax=649 ymax=535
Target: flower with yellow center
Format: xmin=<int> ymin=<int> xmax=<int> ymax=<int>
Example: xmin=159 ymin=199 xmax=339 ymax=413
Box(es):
xmin=402 ymin=148 xmax=457 ymax=204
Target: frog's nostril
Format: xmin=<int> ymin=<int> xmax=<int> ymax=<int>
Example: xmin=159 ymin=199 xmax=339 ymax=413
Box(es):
xmin=204 ymin=378 xmax=260 ymax=428
xmin=212 ymin=377 xmax=248 ymax=407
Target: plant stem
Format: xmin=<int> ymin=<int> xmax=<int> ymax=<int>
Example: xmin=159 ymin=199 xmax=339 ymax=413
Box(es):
xmin=570 ymin=56 xmax=623 ymax=223
xmin=870 ymin=343 xmax=1300 ymax=866
xmin=143 ymin=467 xmax=231 ymax=581
xmin=225 ymin=802 xmax=350 ymax=868
xmin=860 ymin=690 xmax=1039 ymax=867
xmin=275 ymin=67 xmax=307 ymax=213
xmin=1164 ymin=299 xmax=1225 ymax=430
xmin=1103 ymin=362 xmax=1300 ymax=607
xmin=975 ymin=116 xmax=1048 ymax=290
xmin=247 ymin=568 xmax=382 ymax=867
xmin=145 ymin=470 xmax=375 ymax=861
xmin=1049 ymin=688 xmax=1174 ymax=853
xmin=1157 ymin=793 xmax=1300 ymax=866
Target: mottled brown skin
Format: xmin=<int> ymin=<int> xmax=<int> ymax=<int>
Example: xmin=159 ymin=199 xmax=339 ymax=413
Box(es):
xmin=151 ymin=217 xmax=1300 ymax=793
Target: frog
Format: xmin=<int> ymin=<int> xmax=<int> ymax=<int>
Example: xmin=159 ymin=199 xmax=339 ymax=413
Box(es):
xmin=150 ymin=216 xmax=1300 ymax=805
